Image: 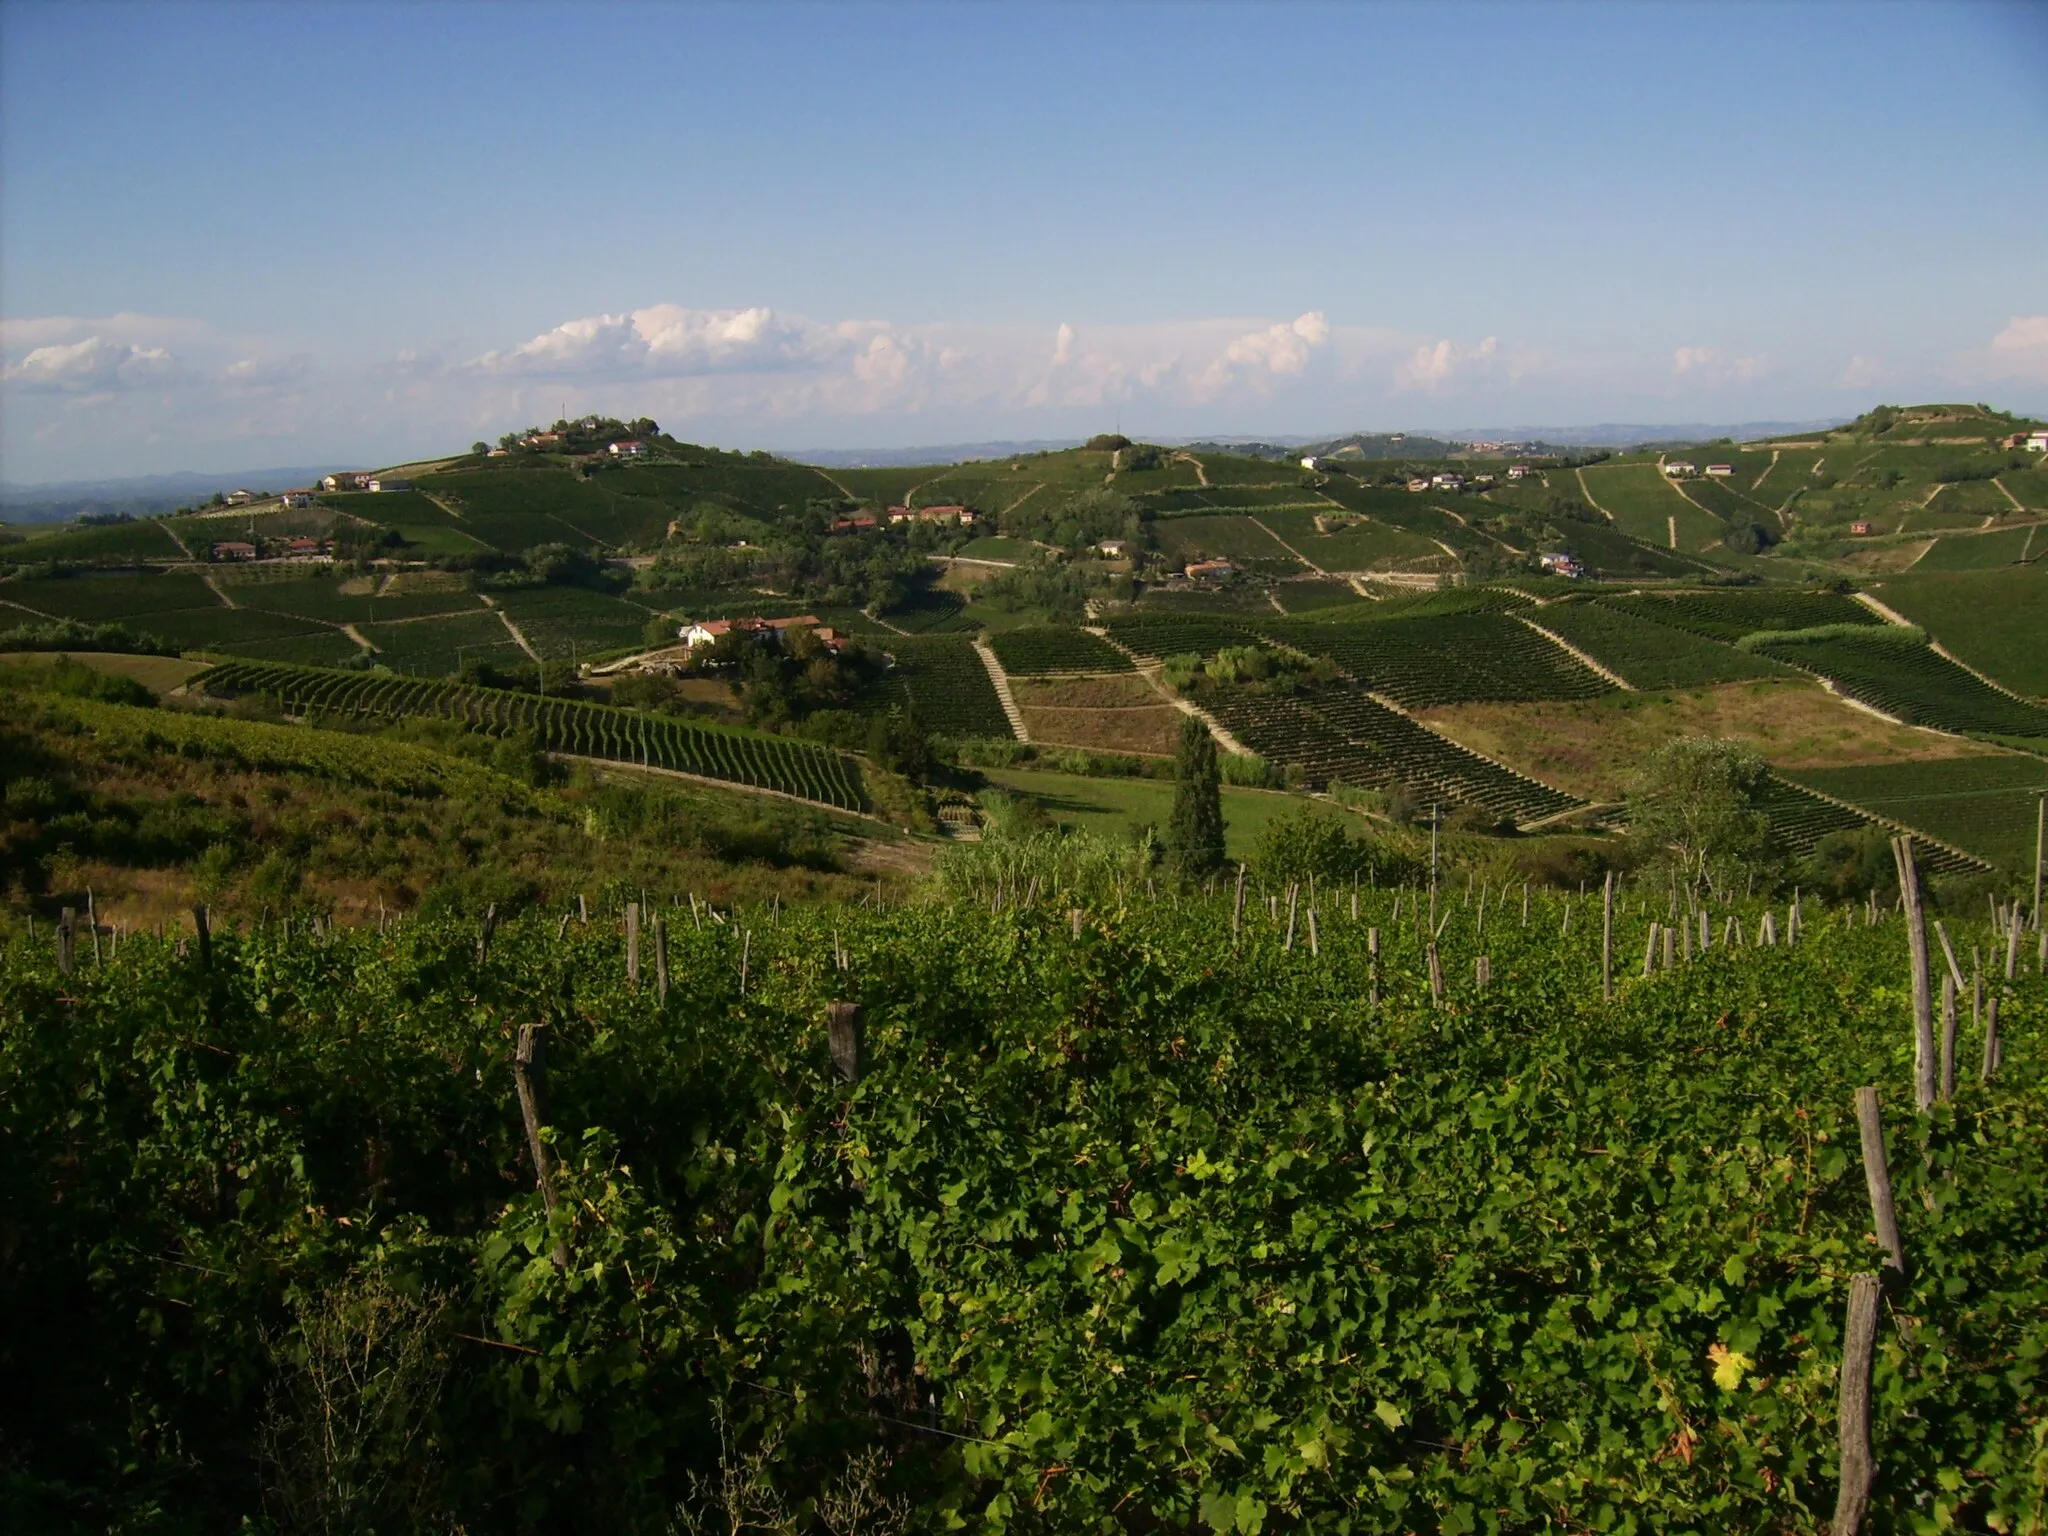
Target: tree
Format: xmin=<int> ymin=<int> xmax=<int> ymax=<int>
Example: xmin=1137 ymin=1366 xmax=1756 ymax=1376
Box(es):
xmin=1164 ymin=715 xmax=1225 ymax=880
xmin=866 ymin=703 xmax=932 ymax=784
xmin=470 ymin=441 xmax=489 ymax=456
xmin=1627 ymin=736 xmax=1772 ymax=892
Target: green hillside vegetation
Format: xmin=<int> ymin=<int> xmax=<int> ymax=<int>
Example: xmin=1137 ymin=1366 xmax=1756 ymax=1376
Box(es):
xmin=1870 ymin=565 xmax=2048 ymax=698
xmin=1526 ymin=600 xmax=1787 ymax=690
xmin=1752 ymin=627 xmax=2048 ymax=744
xmin=1785 ymin=754 xmax=2048 ymax=870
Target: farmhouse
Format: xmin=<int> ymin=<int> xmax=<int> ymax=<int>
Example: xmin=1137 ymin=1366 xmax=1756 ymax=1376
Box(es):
xmin=1538 ymin=552 xmax=1584 ymax=579
xmin=1705 ymin=464 xmax=1735 ymax=478
xmin=211 ymin=541 xmax=257 ymax=561
xmin=679 ymin=615 xmax=847 ymax=653
xmin=1507 ymin=464 xmax=1534 ymax=479
xmin=1850 ymin=520 xmax=1874 ymax=535
xmin=1430 ymin=472 xmax=1465 ymax=490
xmin=1299 ymin=456 xmax=1323 ymax=471
xmin=280 ymin=490 xmax=314 ymax=509
xmin=223 ymin=489 xmax=256 ymax=506
xmin=1663 ymin=462 xmax=1697 ymax=477
xmin=2028 ymin=430 xmax=2048 ymax=453
xmin=321 ymin=472 xmax=371 ymax=491
xmin=828 ymin=514 xmax=879 ymax=535
xmin=1185 ymin=559 xmax=1236 ymax=582
xmin=887 ymin=503 xmax=979 ymax=526
xmin=284 ymin=537 xmax=329 ymax=557
xmin=367 ymin=477 xmax=413 ymax=493
xmin=1405 ymin=478 xmax=1431 ymax=492
xmin=521 ymin=432 xmax=562 ymax=448
xmin=1096 ymin=539 xmax=1131 ymax=557
xmin=608 ymin=440 xmax=647 ymax=457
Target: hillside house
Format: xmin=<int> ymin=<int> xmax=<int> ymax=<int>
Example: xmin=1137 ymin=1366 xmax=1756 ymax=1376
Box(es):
xmin=828 ymin=513 xmax=879 ymax=535
xmin=1704 ymin=464 xmax=1735 ymax=478
xmin=224 ymin=489 xmax=256 ymax=506
xmin=608 ymin=440 xmax=647 ymax=457
xmin=1850 ymin=520 xmax=1874 ymax=535
xmin=1299 ymin=456 xmax=1323 ymax=471
xmin=212 ymin=541 xmax=257 ymax=561
xmin=284 ymin=536 xmax=329 ymax=557
xmin=2028 ymin=430 xmax=2048 ymax=453
xmin=1472 ymin=473 xmax=1497 ymax=485
xmin=1185 ymin=559 xmax=1236 ymax=583
xmin=1405 ymin=478 xmax=1431 ymax=492
xmin=280 ymin=490 xmax=314 ymax=509
xmin=521 ymin=432 xmax=562 ymax=448
xmin=1096 ymin=539 xmax=1131 ymax=557
xmin=367 ymin=477 xmax=413 ymax=493
xmin=887 ymin=503 xmax=979 ymax=526
xmin=1538 ymin=552 xmax=1584 ymax=579
xmin=1430 ymin=472 xmax=1465 ymax=490
xmin=1507 ymin=464 xmax=1534 ymax=479
xmin=1663 ymin=462 xmax=1697 ymax=477
xmin=321 ymin=472 xmax=371 ymax=491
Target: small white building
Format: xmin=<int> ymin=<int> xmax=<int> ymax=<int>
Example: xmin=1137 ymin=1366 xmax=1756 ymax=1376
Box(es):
xmin=223 ymin=489 xmax=255 ymax=506
xmin=1538 ymin=551 xmax=1584 ymax=579
xmin=1096 ymin=539 xmax=1131 ymax=557
xmin=1507 ymin=464 xmax=1534 ymax=479
xmin=1430 ymin=472 xmax=1465 ymax=490
xmin=1299 ymin=455 xmax=1323 ymax=472
xmin=1663 ymin=461 xmax=1697 ymax=477
xmin=2027 ymin=430 xmax=2048 ymax=452
xmin=1705 ymin=464 xmax=1735 ymax=478
xmin=609 ymin=440 xmax=647 ymax=457
xmin=280 ymin=490 xmax=314 ymax=509
xmin=367 ymin=477 xmax=413 ymax=493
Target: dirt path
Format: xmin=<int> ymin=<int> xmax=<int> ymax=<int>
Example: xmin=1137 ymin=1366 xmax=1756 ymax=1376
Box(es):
xmin=1994 ymin=476 xmax=2026 ymax=514
xmin=1574 ymin=468 xmax=1616 ymax=523
xmin=339 ymin=623 xmax=373 ymax=654
xmin=971 ymin=638 xmax=1030 ymax=742
xmin=1750 ymin=449 xmax=1781 ymax=496
xmin=1250 ymin=515 xmax=1326 ymax=574
xmin=1666 ymin=514 xmax=1679 ymax=550
xmin=1176 ymin=452 xmax=1211 ymax=488
xmin=203 ymin=573 xmax=239 ymax=609
xmin=478 ymin=594 xmax=543 ymax=664
xmin=161 ymin=521 xmax=195 ymax=559
xmin=1513 ymin=614 xmax=1633 ymax=690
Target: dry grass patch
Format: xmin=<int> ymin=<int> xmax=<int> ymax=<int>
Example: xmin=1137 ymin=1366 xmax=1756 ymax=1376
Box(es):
xmin=1416 ymin=677 xmax=1994 ymax=802
xmin=1011 ymin=674 xmax=1164 ymax=709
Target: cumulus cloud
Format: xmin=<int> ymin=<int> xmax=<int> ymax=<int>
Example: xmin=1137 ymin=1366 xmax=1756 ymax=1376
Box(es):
xmin=1956 ymin=314 xmax=2048 ymax=382
xmin=1839 ymin=354 xmax=1890 ymax=388
xmin=1396 ymin=335 xmax=1499 ymax=393
xmin=1205 ymin=311 xmax=1330 ymax=382
xmin=472 ymin=304 xmax=883 ymax=379
xmin=4 ymin=335 xmax=176 ymax=392
xmin=1051 ymin=322 xmax=1075 ymax=367
xmin=1672 ymin=346 xmax=1767 ymax=385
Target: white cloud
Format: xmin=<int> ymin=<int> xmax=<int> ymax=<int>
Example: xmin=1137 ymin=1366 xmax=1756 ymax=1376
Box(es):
xmin=1396 ymin=335 xmax=1499 ymax=393
xmin=1051 ymin=322 xmax=1075 ymax=367
xmin=472 ymin=304 xmax=883 ymax=379
xmin=5 ymin=335 xmax=175 ymax=392
xmin=1955 ymin=314 xmax=2048 ymax=383
xmin=1672 ymin=346 xmax=1767 ymax=385
xmin=1202 ymin=311 xmax=1331 ymax=386
xmin=1839 ymin=354 xmax=1890 ymax=388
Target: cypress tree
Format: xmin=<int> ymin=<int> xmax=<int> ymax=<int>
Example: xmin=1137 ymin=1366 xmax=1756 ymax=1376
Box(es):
xmin=1166 ymin=714 xmax=1225 ymax=880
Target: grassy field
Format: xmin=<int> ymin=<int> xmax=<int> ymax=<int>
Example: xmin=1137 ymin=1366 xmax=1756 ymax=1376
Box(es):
xmin=1150 ymin=514 xmax=1305 ymax=570
xmin=953 ymin=536 xmax=1032 ymax=562
xmin=1414 ymin=677 xmax=1996 ymax=804
xmin=1577 ymin=463 xmax=1698 ymax=546
xmin=1872 ymin=565 xmax=2048 ymax=697
xmin=0 ymin=649 xmax=208 ymax=692
xmin=3 ymin=572 xmax=221 ymax=621
xmin=1011 ymin=673 xmax=1185 ymax=757
xmin=979 ymin=766 xmax=1336 ymax=860
xmin=1785 ymin=755 xmax=2048 ymax=870
xmin=1256 ymin=508 xmax=1446 ymax=569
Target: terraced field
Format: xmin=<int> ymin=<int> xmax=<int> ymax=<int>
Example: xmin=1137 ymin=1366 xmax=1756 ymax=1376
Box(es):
xmin=1754 ymin=631 xmax=2048 ymax=743
xmin=190 ymin=661 xmax=868 ymax=809
xmin=1785 ymin=755 xmax=2048 ymax=870
xmin=1263 ymin=612 xmax=1611 ymax=708
xmin=1102 ymin=614 xmax=1261 ymax=661
xmin=1150 ymin=515 xmax=1305 ymax=571
xmin=1526 ymin=601 xmax=1785 ymax=690
xmin=360 ymin=610 xmax=525 ymax=671
xmin=986 ymin=627 xmax=1133 ymax=675
xmin=489 ymin=586 xmax=657 ymax=660
xmin=1875 ymin=566 xmax=2048 ymax=698
xmin=1202 ymin=686 xmax=1582 ymax=824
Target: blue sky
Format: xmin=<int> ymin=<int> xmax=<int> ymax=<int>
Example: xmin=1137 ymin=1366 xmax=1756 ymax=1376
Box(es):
xmin=4 ymin=0 xmax=2046 ymax=481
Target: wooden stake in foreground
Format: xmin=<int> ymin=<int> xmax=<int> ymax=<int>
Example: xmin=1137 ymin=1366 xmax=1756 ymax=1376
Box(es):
xmin=1232 ymin=864 xmax=1246 ymax=941
xmin=514 ymin=1024 xmax=568 ymax=1271
xmin=826 ymin=1001 xmax=863 ymax=1083
xmin=654 ymin=916 xmax=670 ymax=1003
xmin=625 ymin=902 xmax=641 ymax=985
xmin=1855 ymin=1086 xmax=1906 ymax=1275
xmin=1830 ymin=1271 xmax=1883 ymax=1536
xmin=1938 ymin=971 xmax=1956 ymax=1103
xmin=1890 ymin=837 xmax=1936 ymax=1114
xmin=1601 ymin=872 xmax=1614 ymax=1002
xmin=1642 ymin=923 xmax=1659 ymax=978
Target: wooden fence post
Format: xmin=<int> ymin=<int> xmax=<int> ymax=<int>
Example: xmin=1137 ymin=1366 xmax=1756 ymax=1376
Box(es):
xmin=1830 ymin=1271 xmax=1883 ymax=1536
xmin=1854 ymin=1086 xmax=1905 ymax=1275
xmin=577 ymin=892 xmax=588 ymax=925
xmin=56 ymin=907 xmax=75 ymax=975
xmin=1642 ymin=923 xmax=1659 ymax=978
xmin=1284 ymin=884 xmax=1298 ymax=951
xmin=625 ymin=901 xmax=641 ymax=985
xmin=1232 ymin=864 xmax=1246 ymax=941
xmin=1307 ymin=906 xmax=1319 ymax=958
xmin=826 ymin=1001 xmax=864 ymax=1083
xmin=1426 ymin=941 xmax=1443 ymax=1004
xmin=1602 ymin=872 xmax=1614 ymax=1002
xmin=1475 ymin=954 xmax=1490 ymax=991
xmin=1891 ymin=837 xmax=1936 ymax=1114
xmin=477 ymin=901 xmax=498 ymax=966
xmin=1662 ymin=925 xmax=1676 ymax=969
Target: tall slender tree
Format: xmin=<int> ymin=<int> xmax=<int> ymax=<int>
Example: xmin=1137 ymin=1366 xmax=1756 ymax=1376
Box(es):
xmin=1166 ymin=714 xmax=1225 ymax=881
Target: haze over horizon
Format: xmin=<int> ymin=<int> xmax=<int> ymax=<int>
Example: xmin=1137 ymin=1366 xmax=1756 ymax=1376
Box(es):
xmin=4 ymin=0 xmax=2046 ymax=484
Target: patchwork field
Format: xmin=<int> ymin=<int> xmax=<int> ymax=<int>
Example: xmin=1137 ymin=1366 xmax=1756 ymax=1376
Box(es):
xmin=1755 ymin=631 xmax=2048 ymax=743
xmin=978 ymin=766 xmax=1334 ymax=861
xmin=1150 ymin=514 xmax=1305 ymax=571
xmin=1872 ymin=565 xmax=2048 ymax=698
xmin=1524 ymin=600 xmax=1786 ymax=690
xmin=1011 ymin=673 xmax=1185 ymax=756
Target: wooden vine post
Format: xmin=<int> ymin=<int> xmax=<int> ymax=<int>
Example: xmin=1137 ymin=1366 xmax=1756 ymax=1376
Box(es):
xmin=654 ymin=915 xmax=670 ymax=1003
xmin=1938 ymin=973 xmax=1956 ymax=1103
xmin=513 ymin=1023 xmax=568 ymax=1271
xmin=1834 ymin=1086 xmax=1906 ymax=1535
xmin=192 ymin=905 xmax=212 ymax=971
xmin=56 ymin=907 xmax=76 ymax=976
xmin=1232 ymin=864 xmax=1246 ymax=942
xmin=826 ymin=1002 xmax=864 ymax=1083
xmin=1367 ymin=927 xmax=1380 ymax=1015
xmin=1601 ymin=872 xmax=1614 ymax=1002
xmin=625 ymin=902 xmax=642 ymax=985
xmin=1890 ymin=837 xmax=1935 ymax=1113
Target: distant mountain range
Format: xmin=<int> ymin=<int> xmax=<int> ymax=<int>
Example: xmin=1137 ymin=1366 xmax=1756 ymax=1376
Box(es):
xmin=0 ymin=467 xmax=342 ymax=524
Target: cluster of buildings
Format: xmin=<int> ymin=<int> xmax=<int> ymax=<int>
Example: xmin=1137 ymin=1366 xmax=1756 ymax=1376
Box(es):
xmin=210 ymin=536 xmax=334 ymax=563
xmin=886 ymin=503 xmax=978 ymax=527
xmin=1537 ymin=552 xmax=1585 ymax=579
xmin=1405 ymin=471 xmax=1496 ymax=492
xmin=1662 ymin=462 xmax=1736 ymax=478
xmin=318 ymin=472 xmax=412 ymax=493
xmin=2000 ymin=429 xmax=2048 ymax=452
xmin=676 ymin=614 xmax=852 ymax=654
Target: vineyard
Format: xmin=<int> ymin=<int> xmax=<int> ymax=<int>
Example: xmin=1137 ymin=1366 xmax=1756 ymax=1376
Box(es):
xmin=1757 ymin=774 xmax=1987 ymax=877
xmin=3 ymin=881 xmax=2041 ymax=1531
xmin=1786 ymin=755 xmax=2048 ymax=870
xmin=985 ymin=626 xmax=1134 ymax=676
xmin=1203 ymin=684 xmax=1585 ymax=823
xmin=1262 ymin=612 xmax=1612 ymax=708
xmin=863 ymin=635 xmax=1015 ymax=738
xmin=190 ymin=661 xmax=869 ymax=810
xmin=1603 ymin=588 xmax=1883 ymax=640
xmin=1753 ymin=633 xmax=2048 ymax=743
xmin=1526 ymin=599 xmax=1786 ymax=690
